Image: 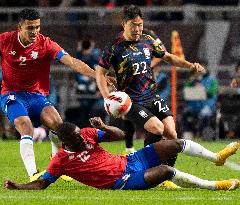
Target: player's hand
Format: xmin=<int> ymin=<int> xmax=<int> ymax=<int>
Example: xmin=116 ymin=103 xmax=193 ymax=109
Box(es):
xmin=230 ymin=78 xmax=240 ymax=88
xmin=190 ymin=63 xmax=205 ymax=73
xmin=4 ymin=180 xmax=18 ymax=190
xmin=89 ymin=117 xmax=105 ymax=129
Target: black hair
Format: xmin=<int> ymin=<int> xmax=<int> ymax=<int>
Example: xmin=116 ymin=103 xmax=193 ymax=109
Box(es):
xmin=122 ymin=5 xmax=143 ymax=22
xmin=56 ymin=122 xmax=77 ymax=142
xmin=235 ymin=61 xmax=240 ymax=72
xmin=82 ymin=40 xmax=91 ymax=50
xmin=19 ymin=8 xmax=40 ymax=21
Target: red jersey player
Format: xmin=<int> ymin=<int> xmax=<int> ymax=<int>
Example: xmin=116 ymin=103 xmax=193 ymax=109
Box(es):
xmin=0 ymin=8 xmax=95 ymax=181
xmin=4 ymin=117 xmax=240 ymax=191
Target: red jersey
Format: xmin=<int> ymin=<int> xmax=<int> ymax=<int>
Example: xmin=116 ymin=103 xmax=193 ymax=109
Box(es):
xmin=0 ymin=31 xmax=64 ymax=95
xmin=46 ymin=128 xmax=127 ymax=189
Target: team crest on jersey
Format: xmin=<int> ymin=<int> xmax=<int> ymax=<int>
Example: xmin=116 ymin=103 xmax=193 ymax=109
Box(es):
xmin=30 ymin=51 xmax=38 ymax=59
xmin=69 ymin=154 xmax=74 ymax=160
xmin=143 ymin=48 xmax=150 ymax=59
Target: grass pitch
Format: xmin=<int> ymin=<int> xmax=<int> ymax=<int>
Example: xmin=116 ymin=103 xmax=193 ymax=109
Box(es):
xmin=0 ymin=139 xmax=240 ymax=205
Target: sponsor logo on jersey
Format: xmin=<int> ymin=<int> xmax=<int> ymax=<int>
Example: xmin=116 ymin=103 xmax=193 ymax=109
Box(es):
xmin=122 ymin=53 xmax=130 ymax=58
xmin=139 ymin=110 xmax=148 ymax=118
xmin=9 ymin=51 xmax=16 ymax=55
xmin=31 ymin=51 xmax=38 ymax=59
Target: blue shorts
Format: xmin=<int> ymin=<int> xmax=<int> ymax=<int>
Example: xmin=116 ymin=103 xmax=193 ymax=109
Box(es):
xmin=112 ymin=144 xmax=162 ymax=190
xmin=1 ymin=92 xmax=52 ymax=127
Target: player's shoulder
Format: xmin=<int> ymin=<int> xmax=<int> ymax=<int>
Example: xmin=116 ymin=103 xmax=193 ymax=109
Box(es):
xmin=0 ymin=30 xmax=16 ymax=40
xmin=37 ymin=33 xmax=53 ymax=43
xmin=104 ymin=32 xmax=124 ymax=51
xmin=81 ymin=127 xmax=97 ymax=136
xmin=142 ymin=29 xmax=158 ymax=41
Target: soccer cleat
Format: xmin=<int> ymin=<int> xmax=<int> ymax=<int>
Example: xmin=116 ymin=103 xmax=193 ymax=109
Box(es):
xmin=122 ymin=147 xmax=136 ymax=156
xmin=216 ymin=142 xmax=240 ymax=166
xmin=60 ymin=175 xmax=73 ymax=182
xmin=159 ymin=180 xmax=181 ymax=189
xmin=29 ymin=170 xmax=46 ymax=182
xmin=216 ymin=179 xmax=240 ymax=190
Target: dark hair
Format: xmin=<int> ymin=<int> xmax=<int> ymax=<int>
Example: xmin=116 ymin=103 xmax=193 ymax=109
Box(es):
xmin=235 ymin=61 xmax=240 ymax=72
xmin=19 ymin=8 xmax=40 ymax=21
xmin=56 ymin=122 xmax=77 ymax=142
xmin=82 ymin=40 xmax=91 ymax=50
xmin=122 ymin=5 xmax=143 ymax=22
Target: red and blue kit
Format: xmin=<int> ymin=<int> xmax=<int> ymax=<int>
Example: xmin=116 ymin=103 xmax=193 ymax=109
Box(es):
xmin=43 ymin=128 xmax=127 ymax=189
xmin=0 ymin=31 xmax=66 ymax=95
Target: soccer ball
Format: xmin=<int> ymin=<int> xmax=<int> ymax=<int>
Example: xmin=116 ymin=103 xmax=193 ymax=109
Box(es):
xmin=104 ymin=91 xmax=132 ymax=118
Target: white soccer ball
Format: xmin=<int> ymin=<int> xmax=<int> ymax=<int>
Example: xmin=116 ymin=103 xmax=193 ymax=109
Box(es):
xmin=104 ymin=91 xmax=132 ymax=118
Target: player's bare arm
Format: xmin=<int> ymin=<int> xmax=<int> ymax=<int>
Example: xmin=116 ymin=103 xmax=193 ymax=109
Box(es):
xmin=162 ymin=51 xmax=205 ymax=73
xmin=231 ymin=78 xmax=240 ymax=88
xmin=60 ymin=54 xmax=96 ymax=79
xmin=89 ymin=117 xmax=125 ymax=141
xmin=4 ymin=178 xmax=51 ymax=190
xmin=95 ymin=65 xmax=110 ymax=98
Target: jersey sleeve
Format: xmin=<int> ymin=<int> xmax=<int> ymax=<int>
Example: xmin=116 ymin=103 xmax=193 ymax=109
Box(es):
xmin=45 ymin=37 xmax=68 ymax=61
xmin=97 ymin=129 xmax=105 ymax=143
xmin=42 ymin=155 xmax=62 ymax=182
xmin=98 ymin=45 xmax=114 ymax=70
xmin=144 ymin=30 xmax=165 ymax=58
xmin=0 ymin=33 xmax=7 ymax=56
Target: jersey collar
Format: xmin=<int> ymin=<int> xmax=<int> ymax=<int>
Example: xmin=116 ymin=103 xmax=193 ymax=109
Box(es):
xmin=17 ymin=32 xmax=34 ymax=48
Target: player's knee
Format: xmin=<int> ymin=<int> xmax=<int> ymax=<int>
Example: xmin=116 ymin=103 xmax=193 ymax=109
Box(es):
xmin=144 ymin=117 xmax=164 ymax=135
xmin=14 ymin=116 xmax=33 ymax=135
xmin=159 ymin=165 xmax=175 ymax=180
xmin=164 ymin=130 xmax=177 ymax=140
xmin=173 ymin=139 xmax=183 ymax=152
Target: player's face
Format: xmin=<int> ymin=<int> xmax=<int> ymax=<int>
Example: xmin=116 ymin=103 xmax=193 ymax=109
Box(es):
xmin=67 ymin=127 xmax=85 ymax=151
xmin=122 ymin=16 xmax=143 ymax=41
xmin=18 ymin=19 xmax=40 ymax=45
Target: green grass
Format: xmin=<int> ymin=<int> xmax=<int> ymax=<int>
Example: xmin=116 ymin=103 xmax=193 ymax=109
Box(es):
xmin=1 ymin=139 xmax=240 ymax=205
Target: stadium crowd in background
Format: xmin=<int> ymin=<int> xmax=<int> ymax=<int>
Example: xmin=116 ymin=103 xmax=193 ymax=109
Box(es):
xmin=182 ymin=68 xmax=218 ymax=140
xmin=0 ymin=0 xmax=239 ymax=7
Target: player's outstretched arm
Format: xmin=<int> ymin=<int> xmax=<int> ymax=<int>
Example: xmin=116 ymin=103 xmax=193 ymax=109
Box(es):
xmin=89 ymin=117 xmax=125 ymax=141
xmin=60 ymin=54 xmax=96 ymax=79
xmin=231 ymin=78 xmax=240 ymax=88
xmin=4 ymin=178 xmax=51 ymax=190
xmin=162 ymin=51 xmax=205 ymax=73
xmin=95 ymin=65 xmax=110 ymax=98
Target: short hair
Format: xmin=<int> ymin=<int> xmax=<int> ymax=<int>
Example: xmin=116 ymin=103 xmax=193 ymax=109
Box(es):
xmin=82 ymin=40 xmax=91 ymax=50
xmin=19 ymin=8 xmax=40 ymax=21
xmin=122 ymin=5 xmax=143 ymax=22
xmin=56 ymin=122 xmax=77 ymax=142
xmin=235 ymin=61 xmax=240 ymax=72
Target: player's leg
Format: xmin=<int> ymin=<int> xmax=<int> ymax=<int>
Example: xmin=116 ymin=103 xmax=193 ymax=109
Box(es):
xmin=153 ymin=139 xmax=240 ymax=165
xmin=123 ymin=119 xmax=135 ymax=154
xmin=1 ymin=94 xmax=38 ymax=178
xmin=125 ymin=103 xmax=164 ymax=136
xmin=144 ymin=165 xmax=239 ymax=190
xmin=40 ymin=105 xmax=62 ymax=157
xmin=148 ymin=98 xmax=178 ymax=167
xmin=39 ymin=104 xmax=72 ymax=182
